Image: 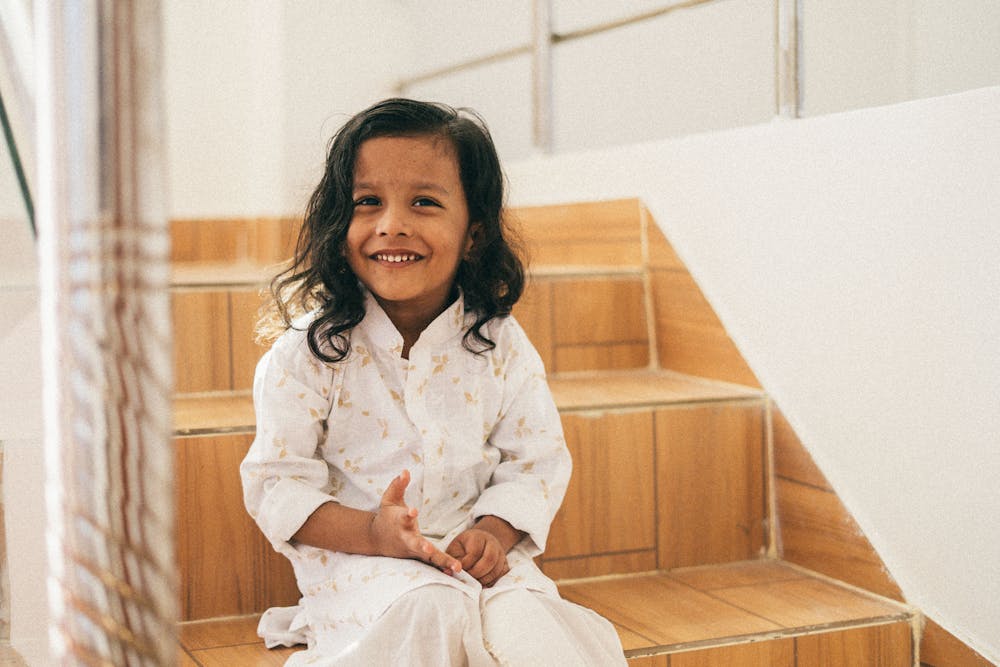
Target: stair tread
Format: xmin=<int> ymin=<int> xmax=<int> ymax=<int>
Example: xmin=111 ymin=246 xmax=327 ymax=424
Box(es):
xmin=173 ymin=370 xmax=760 ymax=436
xmin=171 ymin=260 xmax=643 ymax=289
xmin=178 ymin=560 xmax=913 ymax=661
xmin=172 ymin=261 xmax=274 ymax=288
xmin=549 ymin=369 xmax=761 ymax=412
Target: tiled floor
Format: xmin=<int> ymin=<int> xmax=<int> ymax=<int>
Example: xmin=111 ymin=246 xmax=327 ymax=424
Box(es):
xmin=178 ymin=560 xmax=915 ymax=666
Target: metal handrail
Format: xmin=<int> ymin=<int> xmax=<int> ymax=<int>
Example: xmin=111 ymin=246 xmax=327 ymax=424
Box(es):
xmin=0 ymin=0 xmax=36 ymax=236
xmin=396 ymin=0 xmax=801 ymax=151
xmin=0 ymin=85 xmax=34 ymax=236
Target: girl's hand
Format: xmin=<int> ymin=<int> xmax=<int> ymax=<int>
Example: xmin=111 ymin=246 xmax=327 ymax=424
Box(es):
xmin=370 ymin=470 xmax=462 ymax=575
xmin=445 ymin=528 xmax=510 ymax=587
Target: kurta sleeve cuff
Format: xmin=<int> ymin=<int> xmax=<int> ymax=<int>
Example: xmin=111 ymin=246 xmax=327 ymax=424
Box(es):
xmin=258 ymin=478 xmax=336 ymax=552
xmin=472 ymin=486 xmax=553 ymax=557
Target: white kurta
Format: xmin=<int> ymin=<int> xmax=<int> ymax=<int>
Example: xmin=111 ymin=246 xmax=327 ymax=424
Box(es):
xmin=240 ymin=292 xmax=573 ymax=657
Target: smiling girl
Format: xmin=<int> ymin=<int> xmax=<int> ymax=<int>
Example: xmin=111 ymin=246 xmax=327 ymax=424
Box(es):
xmin=241 ymin=98 xmax=626 ymax=665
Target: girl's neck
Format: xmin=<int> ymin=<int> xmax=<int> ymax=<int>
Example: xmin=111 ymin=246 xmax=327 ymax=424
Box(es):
xmin=377 ymin=299 xmax=446 ymax=359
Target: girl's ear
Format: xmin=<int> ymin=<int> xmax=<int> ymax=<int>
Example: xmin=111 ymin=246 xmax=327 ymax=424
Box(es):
xmin=464 ymin=222 xmax=483 ymax=258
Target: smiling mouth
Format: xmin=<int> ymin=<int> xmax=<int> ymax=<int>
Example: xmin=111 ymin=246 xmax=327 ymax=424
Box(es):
xmin=372 ymin=253 xmax=422 ymax=263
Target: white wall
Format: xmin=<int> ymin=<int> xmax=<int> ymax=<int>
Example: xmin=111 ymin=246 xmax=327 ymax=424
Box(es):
xmin=504 ymin=86 xmax=1000 ymax=662
xmin=802 ymin=0 xmax=1000 ymax=115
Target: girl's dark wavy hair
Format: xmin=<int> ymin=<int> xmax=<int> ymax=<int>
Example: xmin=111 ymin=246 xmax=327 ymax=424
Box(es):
xmin=260 ymin=98 xmax=525 ymax=363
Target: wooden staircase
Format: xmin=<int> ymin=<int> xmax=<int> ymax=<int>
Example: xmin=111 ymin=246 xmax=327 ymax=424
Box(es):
xmin=172 ymin=199 xmax=919 ymax=665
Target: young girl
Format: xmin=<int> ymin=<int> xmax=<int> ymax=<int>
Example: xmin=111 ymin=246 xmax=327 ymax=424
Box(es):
xmin=240 ymin=98 xmax=626 ymax=665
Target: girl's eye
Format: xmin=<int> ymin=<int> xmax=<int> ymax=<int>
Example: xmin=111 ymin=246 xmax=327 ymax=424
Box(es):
xmin=354 ymin=196 xmax=380 ymax=207
xmin=413 ymin=197 xmax=441 ymax=208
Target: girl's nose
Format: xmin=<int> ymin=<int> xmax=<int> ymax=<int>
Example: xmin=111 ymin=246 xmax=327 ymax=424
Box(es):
xmin=375 ymin=207 xmax=412 ymax=236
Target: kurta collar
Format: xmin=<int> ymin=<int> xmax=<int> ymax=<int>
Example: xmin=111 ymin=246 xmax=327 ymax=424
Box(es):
xmin=360 ymin=288 xmax=468 ymax=355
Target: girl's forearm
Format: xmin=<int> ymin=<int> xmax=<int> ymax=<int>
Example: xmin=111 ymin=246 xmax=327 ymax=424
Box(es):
xmin=291 ymin=501 xmax=379 ymax=554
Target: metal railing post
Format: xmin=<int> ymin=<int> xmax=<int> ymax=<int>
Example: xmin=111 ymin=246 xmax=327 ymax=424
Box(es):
xmin=532 ymin=0 xmax=553 ymax=153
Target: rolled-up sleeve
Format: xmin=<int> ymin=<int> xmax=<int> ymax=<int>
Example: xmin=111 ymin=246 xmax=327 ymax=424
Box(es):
xmin=471 ymin=323 xmax=571 ymax=556
xmin=240 ymin=329 xmax=337 ymax=556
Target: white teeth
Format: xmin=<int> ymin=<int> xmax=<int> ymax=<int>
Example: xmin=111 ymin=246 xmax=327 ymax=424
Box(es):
xmin=376 ymin=254 xmax=418 ymax=263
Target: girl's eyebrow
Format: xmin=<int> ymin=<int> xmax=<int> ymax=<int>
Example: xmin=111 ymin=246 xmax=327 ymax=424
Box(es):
xmin=353 ymin=181 xmax=451 ymax=196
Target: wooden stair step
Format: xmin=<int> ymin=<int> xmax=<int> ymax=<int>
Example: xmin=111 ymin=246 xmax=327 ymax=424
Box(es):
xmin=549 ymin=370 xmax=761 ymax=412
xmin=173 ymin=370 xmax=761 ymax=436
xmin=170 ymin=260 xmax=643 ymax=289
xmin=172 ymin=261 xmax=275 ymax=288
xmin=178 ymin=560 xmax=915 ymax=666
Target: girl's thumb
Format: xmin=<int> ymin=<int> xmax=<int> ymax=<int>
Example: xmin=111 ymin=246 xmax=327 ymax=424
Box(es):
xmin=381 ymin=469 xmax=410 ymax=506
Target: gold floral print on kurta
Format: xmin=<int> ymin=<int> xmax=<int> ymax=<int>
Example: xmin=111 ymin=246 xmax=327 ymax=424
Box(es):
xmin=240 ymin=290 xmax=571 ymax=657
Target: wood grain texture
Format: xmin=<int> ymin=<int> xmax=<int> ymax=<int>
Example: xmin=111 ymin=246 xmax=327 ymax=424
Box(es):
xmin=668 ymin=559 xmax=804 ymax=592
xmin=547 ymin=412 xmax=657 ymax=559
xmin=251 ymin=217 xmax=299 ymax=264
xmin=229 ymin=289 xmax=267 ymax=391
xmin=180 ymin=615 xmax=261 ymax=650
xmin=541 ymin=550 xmax=657 ymax=580
xmin=514 ymin=198 xmax=643 ymax=268
xmin=511 ymin=280 xmax=554 ymax=371
xmin=655 ymin=403 xmax=767 ymax=569
xmin=173 ymin=290 xmax=232 ymax=393
xmin=628 ymin=655 xmax=668 ymax=667
xmin=175 ymin=434 xmax=299 ymax=620
xmin=669 ymin=638 xmax=795 ymax=667
xmin=795 ymin=621 xmax=913 ymax=666
xmin=920 ymin=617 xmax=996 ymax=667
xmin=171 ymin=217 xmax=298 ymax=266
xmin=192 ymin=644 xmax=301 ymax=666
xmin=548 ymin=370 xmax=761 ymax=413
xmin=645 ymin=216 xmax=685 ymax=272
xmin=776 ymin=478 xmax=904 ymax=602
xmin=712 ymin=578 xmax=907 ymax=628
xmin=551 ymin=276 xmax=647 ymax=350
xmin=559 ymin=574 xmax=781 ymax=646
xmin=174 ymin=393 xmax=255 ymax=436
xmin=554 ymin=342 xmax=650 ymax=372
xmin=171 ymin=218 xmax=253 ymax=263
xmin=171 ymin=261 xmax=272 ymax=288
xmin=650 ymin=269 xmax=759 ymax=388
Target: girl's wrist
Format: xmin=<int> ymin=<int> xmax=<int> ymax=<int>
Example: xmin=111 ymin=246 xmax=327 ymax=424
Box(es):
xmin=366 ymin=510 xmax=382 ymax=555
xmin=474 ymin=515 xmax=524 ymax=553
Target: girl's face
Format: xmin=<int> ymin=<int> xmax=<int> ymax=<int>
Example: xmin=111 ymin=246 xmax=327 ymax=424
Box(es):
xmin=346 ymin=134 xmax=475 ymax=327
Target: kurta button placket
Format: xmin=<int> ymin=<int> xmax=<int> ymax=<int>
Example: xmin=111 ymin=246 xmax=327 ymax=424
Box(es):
xmin=405 ymin=343 xmax=444 ymax=532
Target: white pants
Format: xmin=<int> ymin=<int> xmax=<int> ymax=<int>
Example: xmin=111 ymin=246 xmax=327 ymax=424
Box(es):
xmin=285 ymin=584 xmax=627 ymax=666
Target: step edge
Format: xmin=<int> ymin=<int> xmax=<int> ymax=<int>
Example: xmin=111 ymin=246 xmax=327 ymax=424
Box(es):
xmin=170 ymin=261 xmax=646 ymax=289
xmin=622 ymin=613 xmax=917 ymax=659
xmin=173 ymin=376 xmax=768 ymax=436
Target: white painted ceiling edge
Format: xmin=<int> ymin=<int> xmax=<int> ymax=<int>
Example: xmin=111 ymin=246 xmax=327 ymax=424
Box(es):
xmin=505 ymin=85 xmax=1000 ymax=662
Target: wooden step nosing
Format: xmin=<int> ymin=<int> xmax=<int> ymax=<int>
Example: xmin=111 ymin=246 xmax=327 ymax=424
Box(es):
xmin=555 ymin=395 xmax=767 ymax=415
xmin=621 ymin=613 xmax=916 ymax=659
xmin=528 ymin=265 xmax=644 ymax=279
xmin=174 ymin=424 xmax=256 ymax=438
xmin=173 ymin=395 xmax=768 ymax=436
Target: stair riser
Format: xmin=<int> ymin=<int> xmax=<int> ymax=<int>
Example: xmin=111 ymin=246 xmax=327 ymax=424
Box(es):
xmin=175 ymin=399 xmax=769 ymax=620
xmin=172 ymin=274 xmax=651 ymax=394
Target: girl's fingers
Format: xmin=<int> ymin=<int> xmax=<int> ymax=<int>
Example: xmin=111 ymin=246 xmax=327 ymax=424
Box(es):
xmin=381 ymin=470 xmax=410 ymax=507
xmin=479 ymin=561 xmax=509 ymax=588
xmin=424 ymin=543 xmax=461 ymax=574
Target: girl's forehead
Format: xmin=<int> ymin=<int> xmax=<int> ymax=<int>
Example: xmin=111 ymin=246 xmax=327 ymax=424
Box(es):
xmin=353 ymin=134 xmax=461 ymax=184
